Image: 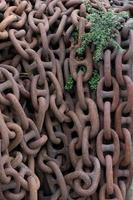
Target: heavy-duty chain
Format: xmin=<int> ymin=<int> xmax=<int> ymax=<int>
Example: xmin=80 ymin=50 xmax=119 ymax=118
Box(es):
xmin=0 ymin=0 xmax=132 ymax=199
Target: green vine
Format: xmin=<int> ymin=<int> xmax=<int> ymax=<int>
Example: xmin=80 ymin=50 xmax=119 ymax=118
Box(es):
xmin=127 ymin=23 xmax=133 ymax=30
xmin=65 ymin=2 xmax=129 ymax=93
xmin=65 ymin=65 xmax=87 ymax=92
xmin=65 ymin=75 xmax=74 ymax=92
xmin=65 ymin=69 xmax=100 ymax=92
xmin=71 ymin=30 xmax=78 ymax=42
xmin=77 ymin=3 xmax=128 ymax=62
xmin=88 ymin=70 xmax=100 ymax=91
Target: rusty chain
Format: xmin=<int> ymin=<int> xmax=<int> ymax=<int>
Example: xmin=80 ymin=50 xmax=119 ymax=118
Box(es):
xmin=0 ymin=0 xmax=132 ymax=199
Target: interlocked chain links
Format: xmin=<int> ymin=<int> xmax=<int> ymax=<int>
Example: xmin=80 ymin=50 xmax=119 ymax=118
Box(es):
xmin=0 ymin=0 xmax=132 ymax=199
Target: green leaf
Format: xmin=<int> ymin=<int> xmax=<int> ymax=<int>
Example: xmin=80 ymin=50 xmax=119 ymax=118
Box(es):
xmin=65 ymin=75 xmax=75 ymax=92
xmin=77 ymin=2 xmax=128 ymax=62
xmin=88 ymin=70 xmax=100 ymax=91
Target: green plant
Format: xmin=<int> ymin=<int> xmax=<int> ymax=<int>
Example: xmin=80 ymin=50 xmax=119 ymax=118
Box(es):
xmin=64 ymin=65 xmax=87 ymax=92
xmin=127 ymin=23 xmax=133 ymax=30
xmin=65 ymin=68 xmax=100 ymax=92
xmin=88 ymin=70 xmax=100 ymax=91
xmin=65 ymin=75 xmax=74 ymax=92
xmin=77 ymin=3 xmax=128 ymax=62
xmin=76 ymin=34 xmax=91 ymax=57
xmin=71 ymin=30 xmax=78 ymax=42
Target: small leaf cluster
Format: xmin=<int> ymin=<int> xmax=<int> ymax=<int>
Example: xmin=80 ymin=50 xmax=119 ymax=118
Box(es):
xmin=71 ymin=30 xmax=78 ymax=42
xmin=88 ymin=70 xmax=100 ymax=91
xmin=65 ymin=75 xmax=74 ymax=92
xmin=64 ymin=65 xmax=86 ymax=92
xmin=127 ymin=23 xmax=133 ymax=30
xmin=76 ymin=33 xmax=91 ymax=57
xmin=65 ymin=67 xmax=100 ymax=92
xmin=77 ymin=4 xmax=129 ymax=62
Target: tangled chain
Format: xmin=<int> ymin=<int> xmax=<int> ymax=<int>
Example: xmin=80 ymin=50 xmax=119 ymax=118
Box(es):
xmin=0 ymin=0 xmax=132 ymax=199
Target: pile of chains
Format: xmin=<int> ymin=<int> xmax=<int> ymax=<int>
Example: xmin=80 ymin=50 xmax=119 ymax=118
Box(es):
xmin=0 ymin=0 xmax=132 ymax=199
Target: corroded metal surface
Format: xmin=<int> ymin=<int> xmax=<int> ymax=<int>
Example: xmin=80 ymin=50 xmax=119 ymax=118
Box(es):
xmin=0 ymin=0 xmax=132 ymax=200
